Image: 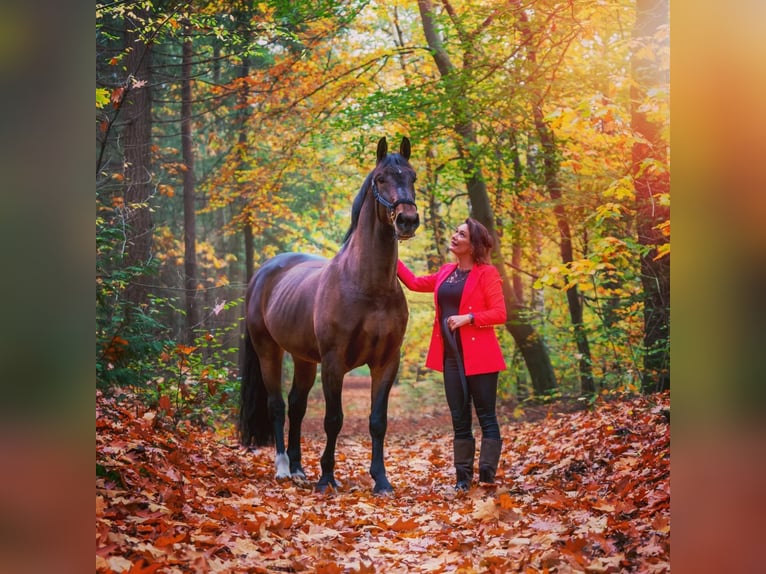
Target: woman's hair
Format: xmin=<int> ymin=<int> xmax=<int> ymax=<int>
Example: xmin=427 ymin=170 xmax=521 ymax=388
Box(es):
xmin=465 ymin=217 xmax=494 ymax=264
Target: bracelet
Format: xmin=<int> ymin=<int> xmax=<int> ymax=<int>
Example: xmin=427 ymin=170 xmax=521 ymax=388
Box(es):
xmin=469 ymin=313 xmax=474 ymax=325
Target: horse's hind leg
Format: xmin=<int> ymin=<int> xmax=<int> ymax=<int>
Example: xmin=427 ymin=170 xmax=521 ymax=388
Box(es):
xmin=254 ymin=343 xmax=291 ymax=479
xmin=286 ymin=359 xmax=317 ymax=479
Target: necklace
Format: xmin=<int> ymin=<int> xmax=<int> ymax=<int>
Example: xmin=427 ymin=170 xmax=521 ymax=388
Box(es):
xmin=445 ymin=266 xmax=470 ymax=284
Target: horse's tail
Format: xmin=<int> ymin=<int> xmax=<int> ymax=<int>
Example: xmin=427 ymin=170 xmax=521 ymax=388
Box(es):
xmin=238 ymin=328 xmax=274 ymax=447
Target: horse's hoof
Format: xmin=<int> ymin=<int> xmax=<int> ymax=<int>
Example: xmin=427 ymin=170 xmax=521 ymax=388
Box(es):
xmin=291 ymin=471 xmax=310 ymax=488
xmin=275 ymin=453 xmax=290 ymax=479
xmin=373 ymin=480 xmax=394 ymax=495
xmin=315 ymin=478 xmax=339 ymax=493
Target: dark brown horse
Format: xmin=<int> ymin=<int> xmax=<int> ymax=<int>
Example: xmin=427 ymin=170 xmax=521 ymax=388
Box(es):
xmin=239 ymin=137 xmax=419 ymax=493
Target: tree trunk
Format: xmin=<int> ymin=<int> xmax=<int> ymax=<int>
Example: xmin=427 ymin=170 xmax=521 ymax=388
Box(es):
xmin=236 ymin=34 xmax=255 ymax=372
xmin=425 ymin=145 xmax=448 ymax=273
xmin=535 ymin=111 xmax=595 ymax=394
xmin=632 ymin=0 xmax=670 ymax=393
xmin=181 ymin=26 xmax=199 ymax=343
xmin=512 ymin=0 xmax=594 ymax=394
xmin=122 ymin=11 xmax=153 ymax=307
xmin=507 ymin=132 xmax=525 ymax=305
xmin=417 ymin=0 xmax=557 ymax=393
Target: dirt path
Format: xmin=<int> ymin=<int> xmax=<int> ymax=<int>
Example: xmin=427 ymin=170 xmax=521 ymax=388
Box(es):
xmin=299 ymin=374 xmax=587 ymax=441
xmin=300 ymin=375 xmax=453 ymax=440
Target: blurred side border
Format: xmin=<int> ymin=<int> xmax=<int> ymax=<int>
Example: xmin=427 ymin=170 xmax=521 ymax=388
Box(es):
xmin=0 ymin=1 xmax=93 ymax=573
xmin=673 ymin=0 xmax=766 ymax=572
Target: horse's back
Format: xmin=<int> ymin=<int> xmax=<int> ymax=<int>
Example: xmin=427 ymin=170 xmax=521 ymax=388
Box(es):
xmin=248 ymin=253 xmax=325 ymax=296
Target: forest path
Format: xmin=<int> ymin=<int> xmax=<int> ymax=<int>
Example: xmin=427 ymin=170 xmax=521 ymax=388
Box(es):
xmin=299 ymin=374 xmax=452 ymax=440
xmin=96 ymin=384 xmax=670 ymax=573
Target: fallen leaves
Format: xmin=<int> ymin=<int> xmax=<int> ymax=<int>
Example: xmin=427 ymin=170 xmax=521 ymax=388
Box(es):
xmin=96 ymin=388 xmax=669 ymax=573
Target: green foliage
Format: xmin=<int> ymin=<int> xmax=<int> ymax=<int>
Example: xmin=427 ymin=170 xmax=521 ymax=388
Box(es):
xmin=97 ymin=197 xmax=242 ymax=427
xmin=97 ymin=282 xmax=243 ymax=427
xmin=96 ymin=297 xmax=171 ymax=390
xmin=96 ymin=209 xmax=171 ymax=389
xmin=96 ymin=88 xmax=110 ymax=109
xmin=147 ymin=318 xmax=242 ymax=427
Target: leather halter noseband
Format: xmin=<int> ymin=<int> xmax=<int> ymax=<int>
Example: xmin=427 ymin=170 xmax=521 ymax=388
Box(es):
xmin=371 ymin=181 xmax=417 ymax=223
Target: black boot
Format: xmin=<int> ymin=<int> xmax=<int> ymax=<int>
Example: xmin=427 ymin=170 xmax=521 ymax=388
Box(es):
xmin=453 ymin=438 xmax=475 ymax=491
xmin=478 ymin=438 xmax=502 ymax=484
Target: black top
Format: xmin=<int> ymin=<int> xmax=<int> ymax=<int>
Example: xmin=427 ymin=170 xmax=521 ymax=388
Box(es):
xmin=438 ymin=267 xmax=469 ymax=357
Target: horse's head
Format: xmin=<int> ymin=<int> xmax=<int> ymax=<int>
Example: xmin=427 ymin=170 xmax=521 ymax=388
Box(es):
xmin=371 ymin=137 xmax=420 ymax=240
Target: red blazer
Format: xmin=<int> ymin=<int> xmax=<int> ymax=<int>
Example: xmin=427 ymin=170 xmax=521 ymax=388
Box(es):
xmin=397 ymin=260 xmax=507 ymax=375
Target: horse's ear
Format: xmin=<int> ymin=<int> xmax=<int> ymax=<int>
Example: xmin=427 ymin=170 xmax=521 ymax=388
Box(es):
xmin=400 ymin=137 xmax=411 ymax=160
xmin=377 ymin=137 xmax=388 ymax=163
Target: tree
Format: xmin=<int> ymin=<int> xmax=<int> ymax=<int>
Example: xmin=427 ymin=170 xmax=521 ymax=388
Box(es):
xmin=121 ymin=7 xmax=154 ymax=308
xmin=535 ymin=111 xmax=595 ymax=394
xmin=95 ymin=0 xmax=669 ymax=399
xmin=631 ymin=0 xmax=670 ymax=393
xmin=504 ymin=0 xmax=596 ymax=394
xmin=181 ymin=21 xmax=200 ymax=343
xmin=416 ymin=0 xmax=557 ymax=394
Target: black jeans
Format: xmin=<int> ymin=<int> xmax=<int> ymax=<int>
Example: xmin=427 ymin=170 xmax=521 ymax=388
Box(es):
xmin=443 ymin=353 xmax=501 ymax=440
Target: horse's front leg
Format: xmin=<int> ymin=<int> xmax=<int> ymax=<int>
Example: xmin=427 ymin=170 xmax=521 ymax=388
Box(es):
xmin=316 ymin=365 xmax=344 ymax=493
xmin=286 ymin=360 xmax=317 ymax=480
xmin=368 ymin=362 xmax=398 ymax=494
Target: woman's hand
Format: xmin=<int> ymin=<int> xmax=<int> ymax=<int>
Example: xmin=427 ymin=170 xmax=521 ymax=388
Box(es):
xmin=447 ymin=314 xmax=472 ymax=331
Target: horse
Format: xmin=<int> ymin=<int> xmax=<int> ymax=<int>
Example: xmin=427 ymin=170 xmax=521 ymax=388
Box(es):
xmin=239 ymin=137 xmax=420 ymax=494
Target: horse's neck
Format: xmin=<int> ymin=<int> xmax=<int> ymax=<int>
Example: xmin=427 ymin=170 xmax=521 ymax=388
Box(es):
xmin=336 ymin=209 xmax=398 ymax=293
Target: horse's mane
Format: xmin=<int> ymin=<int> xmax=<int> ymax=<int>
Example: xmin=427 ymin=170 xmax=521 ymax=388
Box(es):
xmin=341 ymin=154 xmax=409 ymax=245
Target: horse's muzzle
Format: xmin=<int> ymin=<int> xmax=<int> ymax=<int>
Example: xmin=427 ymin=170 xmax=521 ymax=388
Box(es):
xmin=394 ymin=211 xmax=420 ymax=239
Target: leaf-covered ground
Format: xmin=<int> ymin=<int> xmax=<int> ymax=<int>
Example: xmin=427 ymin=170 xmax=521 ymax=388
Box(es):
xmin=96 ymin=380 xmax=669 ymax=573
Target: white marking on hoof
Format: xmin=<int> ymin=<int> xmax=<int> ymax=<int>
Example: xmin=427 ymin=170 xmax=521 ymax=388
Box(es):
xmin=275 ymin=452 xmax=290 ymax=479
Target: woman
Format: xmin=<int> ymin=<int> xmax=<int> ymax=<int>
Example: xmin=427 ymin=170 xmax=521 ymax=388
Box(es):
xmin=397 ymin=218 xmax=507 ymax=490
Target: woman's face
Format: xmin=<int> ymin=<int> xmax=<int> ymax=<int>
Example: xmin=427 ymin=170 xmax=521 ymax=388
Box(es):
xmin=448 ymin=223 xmax=472 ymax=257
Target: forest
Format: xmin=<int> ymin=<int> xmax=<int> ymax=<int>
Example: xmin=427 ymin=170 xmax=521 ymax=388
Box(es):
xmin=96 ymin=0 xmax=669 ymax=403
xmin=96 ymin=0 xmax=669 ymax=571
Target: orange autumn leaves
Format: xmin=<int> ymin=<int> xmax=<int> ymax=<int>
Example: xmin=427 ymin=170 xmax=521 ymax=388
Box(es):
xmin=96 ymin=389 xmax=669 ymax=573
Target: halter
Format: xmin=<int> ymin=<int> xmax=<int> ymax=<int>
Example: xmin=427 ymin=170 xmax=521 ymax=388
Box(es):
xmin=371 ymin=181 xmax=417 ymax=223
